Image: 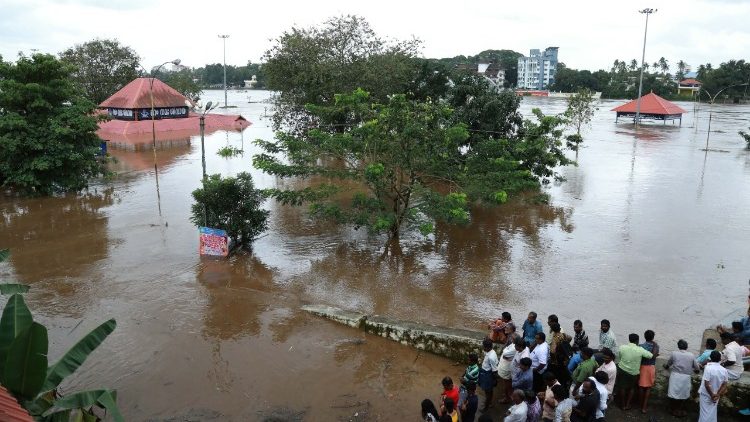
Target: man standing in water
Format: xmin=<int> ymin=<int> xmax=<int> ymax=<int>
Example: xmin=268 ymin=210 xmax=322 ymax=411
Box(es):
xmin=523 ymin=312 xmax=543 ymax=347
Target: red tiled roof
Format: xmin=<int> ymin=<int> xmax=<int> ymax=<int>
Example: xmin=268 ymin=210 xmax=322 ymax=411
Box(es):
xmin=611 ymin=92 xmax=686 ymax=115
xmin=0 ymin=386 xmax=34 ymax=422
xmin=99 ymin=78 xmax=189 ymax=109
xmin=679 ymin=78 xmax=702 ymax=86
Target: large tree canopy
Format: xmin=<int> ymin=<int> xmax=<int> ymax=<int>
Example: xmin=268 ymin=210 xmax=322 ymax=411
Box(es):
xmin=262 ymin=15 xmax=422 ymax=135
xmin=253 ymin=89 xmax=572 ymax=240
xmin=59 ymin=38 xmax=140 ymax=104
xmin=0 ymin=54 xmax=103 ymax=195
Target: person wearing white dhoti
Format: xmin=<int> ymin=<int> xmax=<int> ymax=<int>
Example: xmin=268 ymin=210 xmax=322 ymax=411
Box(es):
xmin=663 ymin=339 xmax=700 ymax=416
xmin=698 ymin=351 xmax=729 ymax=422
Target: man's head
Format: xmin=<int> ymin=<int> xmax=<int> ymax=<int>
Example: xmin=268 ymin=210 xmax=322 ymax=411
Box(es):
xmin=514 ymin=337 xmax=526 ymax=352
xmin=511 ymin=389 xmax=525 ymax=404
xmin=442 ymin=376 xmax=453 ymax=390
xmin=731 ymin=321 xmax=743 ymax=333
xmin=548 ymin=314 xmax=559 ymax=325
xmin=443 ymin=397 xmax=455 ymax=413
xmin=581 ymin=347 xmax=594 ymax=359
xmin=550 ymin=322 xmax=561 ymax=333
xmin=710 ymin=350 xmax=721 ymax=363
xmin=544 ymin=371 xmax=557 ymax=387
xmin=581 ymin=379 xmax=594 ymax=395
xmin=601 ymin=347 xmax=615 ymax=364
xmin=644 ymin=329 xmax=655 ymax=342
xmin=720 ymin=332 xmax=735 ymax=346
xmin=552 ymin=384 xmax=568 ymax=402
xmin=468 ymin=352 xmax=479 ymax=365
xmin=502 ymin=311 xmax=512 ymax=322
xmin=706 ymin=338 xmax=717 ymax=350
xmin=519 ymin=357 xmax=532 ymax=371
xmin=628 ymin=333 xmax=639 ymax=344
xmin=594 ymin=370 xmax=609 ymax=386
xmin=535 ymin=332 xmax=546 ymax=345
xmin=600 ymin=319 xmax=610 ymax=333
xmin=573 ymin=319 xmax=583 ymax=333
xmin=466 ymin=381 xmax=477 ymax=394
xmin=528 ymin=312 xmax=537 ymax=323
xmin=482 ymin=338 xmax=493 ymax=352
xmin=677 ymin=339 xmax=688 ymax=351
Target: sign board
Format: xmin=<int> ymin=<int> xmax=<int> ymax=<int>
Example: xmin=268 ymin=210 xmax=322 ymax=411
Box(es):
xmin=199 ymin=227 xmax=229 ymax=257
xmin=137 ymin=106 xmax=189 ymax=120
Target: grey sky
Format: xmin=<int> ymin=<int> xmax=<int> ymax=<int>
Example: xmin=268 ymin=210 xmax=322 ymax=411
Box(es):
xmin=1 ymin=0 xmax=748 ymax=73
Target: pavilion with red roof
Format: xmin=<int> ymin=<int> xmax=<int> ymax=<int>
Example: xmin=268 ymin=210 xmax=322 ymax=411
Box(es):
xmin=611 ymin=92 xmax=687 ymax=125
xmin=97 ymin=78 xmax=251 ymax=150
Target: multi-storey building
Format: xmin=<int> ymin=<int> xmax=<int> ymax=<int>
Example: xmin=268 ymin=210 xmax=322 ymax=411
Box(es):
xmin=517 ymin=47 xmax=559 ymax=90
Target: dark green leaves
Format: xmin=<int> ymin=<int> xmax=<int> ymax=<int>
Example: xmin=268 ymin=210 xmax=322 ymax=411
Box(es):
xmin=3 ymin=321 xmax=48 ymax=400
xmin=0 ymin=294 xmax=33 ymax=374
xmin=0 ymin=283 xmax=30 ymax=295
xmin=44 ymin=389 xmax=124 ymax=422
xmin=42 ymin=319 xmax=116 ymax=392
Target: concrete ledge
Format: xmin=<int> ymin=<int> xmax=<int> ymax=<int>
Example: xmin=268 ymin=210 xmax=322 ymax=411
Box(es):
xmin=303 ymin=304 xmax=750 ymax=413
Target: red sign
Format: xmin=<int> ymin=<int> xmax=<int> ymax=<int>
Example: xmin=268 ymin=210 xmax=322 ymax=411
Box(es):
xmin=199 ymin=227 xmax=228 ymax=257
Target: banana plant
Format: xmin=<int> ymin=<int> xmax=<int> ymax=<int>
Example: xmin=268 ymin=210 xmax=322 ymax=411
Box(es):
xmin=0 ymin=250 xmax=122 ymax=421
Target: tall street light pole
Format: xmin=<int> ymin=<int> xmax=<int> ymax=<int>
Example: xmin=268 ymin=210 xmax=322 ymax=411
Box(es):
xmin=635 ymin=8 xmax=657 ymax=126
xmin=218 ymin=34 xmax=230 ymax=107
xmin=699 ymin=83 xmax=749 ymax=150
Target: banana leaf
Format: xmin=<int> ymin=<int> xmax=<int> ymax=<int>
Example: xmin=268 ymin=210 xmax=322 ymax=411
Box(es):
xmin=3 ymin=321 xmax=48 ymax=400
xmin=42 ymin=319 xmax=116 ymax=393
xmin=0 ymin=249 xmax=8 ymax=262
xmin=0 ymin=283 xmax=30 ymax=295
xmin=0 ymin=293 xmax=33 ymax=375
xmin=44 ymin=389 xmax=124 ymax=422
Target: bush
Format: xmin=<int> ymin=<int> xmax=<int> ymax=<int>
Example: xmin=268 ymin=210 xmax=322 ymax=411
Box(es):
xmin=190 ymin=173 xmax=269 ymax=247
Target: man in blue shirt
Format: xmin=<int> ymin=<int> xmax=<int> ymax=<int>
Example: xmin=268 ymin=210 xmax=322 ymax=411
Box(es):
xmin=512 ymin=357 xmax=534 ymax=391
xmin=523 ymin=311 xmax=543 ymax=346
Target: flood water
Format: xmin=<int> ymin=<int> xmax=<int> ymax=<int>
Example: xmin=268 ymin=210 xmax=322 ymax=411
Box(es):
xmin=1 ymin=90 xmax=749 ymax=421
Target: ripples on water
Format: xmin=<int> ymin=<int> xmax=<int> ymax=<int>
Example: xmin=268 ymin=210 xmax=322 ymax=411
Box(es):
xmin=0 ymin=90 xmax=749 ymax=420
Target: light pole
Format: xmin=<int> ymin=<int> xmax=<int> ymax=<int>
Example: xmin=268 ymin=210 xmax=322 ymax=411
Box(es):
xmin=193 ymin=101 xmax=218 ymax=180
xmin=698 ymin=83 xmax=749 ymax=150
xmin=218 ymin=34 xmax=230 ymax=107
xmin=635 ymin=8 xmax=657 ymax=125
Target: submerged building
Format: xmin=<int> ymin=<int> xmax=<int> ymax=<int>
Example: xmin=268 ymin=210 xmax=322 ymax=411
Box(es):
xmin=517 ymin=47 xmax=559 ymax=90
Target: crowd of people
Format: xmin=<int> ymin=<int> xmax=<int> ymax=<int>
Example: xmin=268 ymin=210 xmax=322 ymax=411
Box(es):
xmin=420 ymin=306 xmax=750 ymax=422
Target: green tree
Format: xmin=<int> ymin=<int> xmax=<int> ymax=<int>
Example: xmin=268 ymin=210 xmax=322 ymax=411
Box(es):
xmin=262 ymin=15 xmax=421 ymax=135
xmin=564 ymin=88 xmax=597 ymax=152
xmin=254 ymin=89 xmax=572 ymax=241
xmin=190 ymin=172 xmax=269 ymax=247
xmin=0 ymin=54 xmax=104 ymax=195
xmin=676 ymin=60 xmax=688 ymax=81
xmin=158 ymin=70 xmax=202 ymax=101
xmin=59 ymin=38 xmax=140 ymax=104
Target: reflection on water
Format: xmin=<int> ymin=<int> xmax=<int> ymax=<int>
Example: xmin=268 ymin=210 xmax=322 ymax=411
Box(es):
xmin=1 ymin=90 xmax=750 ymax=420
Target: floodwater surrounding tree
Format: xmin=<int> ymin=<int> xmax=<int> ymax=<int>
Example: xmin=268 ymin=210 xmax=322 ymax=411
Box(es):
xmin=0 ymin=90 xmax=749 ymax=420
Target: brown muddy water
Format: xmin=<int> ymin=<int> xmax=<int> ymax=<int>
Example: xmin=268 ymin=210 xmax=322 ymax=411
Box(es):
xmin=1 ymin=90 xmax=749 ymax=421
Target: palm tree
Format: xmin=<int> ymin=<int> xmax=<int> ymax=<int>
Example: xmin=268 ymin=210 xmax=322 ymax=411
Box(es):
xmin=676 ymin=60 xmax=688 ymax=80
xmin=658 ymin=57 xmax=669 ymax=75
xmin=629 ymin=59 xmax=639 ymax=72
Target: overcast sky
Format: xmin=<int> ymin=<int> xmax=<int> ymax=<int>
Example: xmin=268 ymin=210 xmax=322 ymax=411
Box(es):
xmin=2 ymin=0 xmax=748 ymax=72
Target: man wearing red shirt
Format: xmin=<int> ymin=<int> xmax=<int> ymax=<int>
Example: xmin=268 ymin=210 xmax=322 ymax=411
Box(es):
xmin=441 ymin=377 xmax=460 ymax=410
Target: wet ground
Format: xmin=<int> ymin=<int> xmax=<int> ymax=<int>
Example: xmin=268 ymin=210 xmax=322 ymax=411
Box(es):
xmin=1 ymin=90 xmax=749 ymax=420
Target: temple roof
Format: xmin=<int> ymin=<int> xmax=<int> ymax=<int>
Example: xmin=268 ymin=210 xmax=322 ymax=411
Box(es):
xmin=99 ymin=78 xmax=188 ymax=109
xmin=611 ymin=92 xmax=687 ymax=115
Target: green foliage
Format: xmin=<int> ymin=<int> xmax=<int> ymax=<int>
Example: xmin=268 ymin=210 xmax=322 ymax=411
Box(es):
xmin=698 ymin=60 xmax=750 ymax=101
xmin=59 ymin=38 xmax=140 ymax=104
xmin=262 ymin=15 xmax=422 ymax=134
xmin=740 ymin=128 xmax=750 ymax=149
xmin=0 ymin=249 xmax=8 ymax=262
xmin=192 ymin=61 xmax=266 ymax=89
xmin=434 ymin=49 xmax=523 ymax=87
xmin=157 ymin=70 xmax=202 ymax=101
xmin=0 ymin=286 xmax=121 ymax=421
xmin=564 ymin=88 xmax=597 ymax=151
xmin=42 ymin=319 xmax=116 ymax=392
xmin=0 ymin=54 xmax=104 ymax=195
xmin=0 ymin=284 xmax=30 ymax=295
xmin=216 ymin=146 xmax=243 ymax=158
xmin=190 ymin=172 xmax=269 ymax=247
xmin=254 ymin=90 xmax=572 ymax=238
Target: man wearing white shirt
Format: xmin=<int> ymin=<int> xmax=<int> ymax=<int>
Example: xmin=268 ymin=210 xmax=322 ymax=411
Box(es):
xmin=576 ymin=371 xmax=609 ymax=420
xmin=479 ymin=338 xmax=499 ymax=411
xmin=699 ymin=351 xmax=729 ymax=422
xmin=505 ymin=389 xmax=528 ymax=422
xmin=530 ymin=332 xmax=550 ymax=392
xmin=720 ymin=333 xmax=744 ymax=380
